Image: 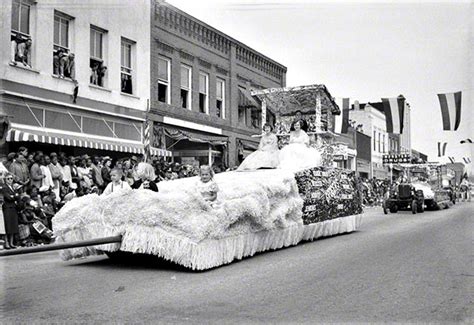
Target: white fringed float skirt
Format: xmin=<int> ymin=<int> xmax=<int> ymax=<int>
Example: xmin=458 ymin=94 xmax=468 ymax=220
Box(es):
xmin=54 ymin=169 xmax=363 ymax=270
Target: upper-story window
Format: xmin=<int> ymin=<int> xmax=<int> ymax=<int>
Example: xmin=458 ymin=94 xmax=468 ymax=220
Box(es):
xmin=180 ymin=64 xmax=192 ymax=109
xmin=121 ymin=38 xmax=134 ymax=94
xmin=53 ymin=12 xmax=75 ymax=79
xmin=382 ymin=134 xmax=386 ymax=153
xmin=199 ymin=72 xmax=209 ymax=114
xmin=378 ymin=132 xmax=381 ymax=153
xmin=216 ymin=78 xmax=225 ymax=118
xmin=90 ymin=26 xmax=107 ymax=87
xmin=11 ymin=0 xmax=32 ymax=67
xmin=373 ymin=130 xmax=376 ymax=151
xmin=157 ymin=56 xmax=170 ymax=104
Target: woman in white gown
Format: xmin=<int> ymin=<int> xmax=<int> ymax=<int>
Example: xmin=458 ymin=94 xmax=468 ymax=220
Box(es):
xmin=238 ymin=124 xmax=279 ymax=171
xmin=279 ymin=120 xmax=322 ymax=171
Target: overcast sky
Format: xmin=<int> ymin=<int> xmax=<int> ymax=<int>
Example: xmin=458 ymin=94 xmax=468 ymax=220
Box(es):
xmin=168 ymin=0 xmax=473 ymax=172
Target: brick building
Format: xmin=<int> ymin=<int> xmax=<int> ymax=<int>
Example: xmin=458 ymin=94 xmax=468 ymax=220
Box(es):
xmin=149 ymin=1 xmax=287 ymax=168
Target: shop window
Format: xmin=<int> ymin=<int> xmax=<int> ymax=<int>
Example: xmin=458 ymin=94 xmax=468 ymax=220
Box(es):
xmin=53 ymin=12 xmax=75 ymax=79
xmin=216 ymin=78 xmax=225 ymax=118
xmin=157 ymin=56 xmax=170 ymax=103
xmin=11 ymin=0 xmax=33 ymax=67
xmin=90 ymin=26 xmax=107 ymax=87
xmin=199 ymin=72 xmax=209 ymax=114
xmin=121 ymin=38 xmax=134 ymax=94
xmin=251 ymin=110 xmax=261 ymax=129
xmin=180 ymin=64 xmax=191 ymax=108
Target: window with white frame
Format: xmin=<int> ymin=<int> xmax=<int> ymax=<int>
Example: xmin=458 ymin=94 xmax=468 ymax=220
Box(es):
xmin=382 ymin=134 xmax=386 ymax=153
xmin=216 ymin=78 xmax=225 ymax=118
xmin=11 ymin=0 xmax=32 ymax=67
xmin=157 ymin=56 xmax=170 ymax=103
xmin=11 ymin=0 xmax=30 ymax=36
xmin=90 ymin=26 xmax=107 ymax=87
xmin=54 ymin=13 xmax=69 ymax=52
xmin=180 ymin=64 xmax=192 ymax=109
xmin=199 ymin=72 xmax=209 ymax=114
xmin=373 ymin=130 xmax=376 ymax=151
xmin=378 ymin=132 xmax=381 ymax=153
xmin=121 ymin=38 xmax=134 ymax=94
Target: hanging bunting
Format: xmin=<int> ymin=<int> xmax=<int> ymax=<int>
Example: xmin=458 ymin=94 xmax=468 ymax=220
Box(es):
xmin=460 ymin=138 xmax=473 ymax=144
xmin=381 ymin=96 xmax=405 ymax=134
xmin=437 ymin=142 xmax=447 ymax=157
xmin=334 ymin=98 xmax=349 ymax=134
xmin=438 ymin=91 xmax=462 ymax=131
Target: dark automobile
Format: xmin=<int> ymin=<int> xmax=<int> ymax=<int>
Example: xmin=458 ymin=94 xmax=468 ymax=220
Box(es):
xmin=383 ymin=183 xmax=424 ymax=214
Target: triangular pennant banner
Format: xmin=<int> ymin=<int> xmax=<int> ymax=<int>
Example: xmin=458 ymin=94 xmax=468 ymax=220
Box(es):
xmin=437 ymin=142 xmax=447 ymax=157
xmin=438 ymin=91 xmax=462 ymax=131
xmin=381 ymin=96 xmax=405 ymax=134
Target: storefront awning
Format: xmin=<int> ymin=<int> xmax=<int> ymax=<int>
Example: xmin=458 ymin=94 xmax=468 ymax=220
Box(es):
xmin=239 ymin=88 xmax=261 ymax=109
xmin=6 ymin=126 xmax=172 ymax=157
xmin=164 ymin=126 xmax=228 ymax=146
xmin=240 ymin=139 xmax=259 ymax=151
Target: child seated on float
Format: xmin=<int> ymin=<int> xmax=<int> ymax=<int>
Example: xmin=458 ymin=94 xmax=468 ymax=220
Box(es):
xmin=197 ymin=165 xmax=220 ymax=207
xmin=102 ymin=168 xmax=131 ymax=195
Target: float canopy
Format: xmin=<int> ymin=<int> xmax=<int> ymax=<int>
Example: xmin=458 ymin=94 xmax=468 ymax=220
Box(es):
xmin=251 ymin=84 xmax=340 ymax=116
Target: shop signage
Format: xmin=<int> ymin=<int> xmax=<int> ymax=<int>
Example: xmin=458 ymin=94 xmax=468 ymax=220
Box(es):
xmin=382 ymin=154 xmax=411 ymax=164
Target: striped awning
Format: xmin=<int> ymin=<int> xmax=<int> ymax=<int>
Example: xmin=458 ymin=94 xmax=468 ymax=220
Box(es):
xmin=6 ymin=128 xmax=172 ymax=157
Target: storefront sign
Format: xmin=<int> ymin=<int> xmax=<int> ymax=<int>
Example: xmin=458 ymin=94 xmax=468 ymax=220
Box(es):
xmin=383 ymin=154 xmax=411 ymax=164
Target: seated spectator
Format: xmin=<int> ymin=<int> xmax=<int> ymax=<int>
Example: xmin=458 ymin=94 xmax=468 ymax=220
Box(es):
xmin=90 ymin=61 xmax=107 ymax=87
xmin=63 ymin=187 xmax=84 ymax=203
xmin=163 ymin=167 xmax=177 ymax=181
xmin=16 ymin=38 xmax=32 ymax=68
xmin=27 ymin=186 xmax=43 ymax=208
xmin=60 ymin=180 xmax=74 ymax=201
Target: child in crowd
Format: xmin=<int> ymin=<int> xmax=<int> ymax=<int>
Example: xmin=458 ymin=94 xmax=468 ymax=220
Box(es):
xmin=196 ymin=165 xmax=220 ymax=207
xmin=102 ymin=168 xmax=131 ymax=195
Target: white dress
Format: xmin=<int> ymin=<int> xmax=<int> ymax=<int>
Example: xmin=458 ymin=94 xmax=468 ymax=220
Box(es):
xmin=238 ymin=133 xmax=280 ymax=171
xmin=278 ymin=130 xmax=321 ymax=171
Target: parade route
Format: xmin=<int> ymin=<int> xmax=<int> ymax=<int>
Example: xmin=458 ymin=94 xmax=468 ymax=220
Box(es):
xmin=1 ymin=203 xmax=472 ymax=323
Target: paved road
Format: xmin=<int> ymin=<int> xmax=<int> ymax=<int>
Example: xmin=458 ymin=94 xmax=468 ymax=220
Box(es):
xmin=1 ymin=203 xmax=473 ymax=323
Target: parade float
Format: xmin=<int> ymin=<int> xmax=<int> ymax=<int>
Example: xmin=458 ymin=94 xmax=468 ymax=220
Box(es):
xmin=19 ymin=85 xmax=364 ymax=270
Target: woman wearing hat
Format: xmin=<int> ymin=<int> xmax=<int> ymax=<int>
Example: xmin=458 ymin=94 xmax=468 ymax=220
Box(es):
xmin=101 ymin=157 xmax=112 ymax=186
xmin=1 ymin=173 xmax=20 ymax=249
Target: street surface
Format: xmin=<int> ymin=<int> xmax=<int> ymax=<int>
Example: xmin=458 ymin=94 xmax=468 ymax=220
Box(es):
xmin=1 ymin=203 xmax=473 ymax=323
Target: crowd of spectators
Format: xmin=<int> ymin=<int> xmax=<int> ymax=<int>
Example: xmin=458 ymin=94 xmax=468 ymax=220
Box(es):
xmin=0 ymin=146 xmax=216 ymax=249
xmin=358 ymin=177 xmax=390 ymax=207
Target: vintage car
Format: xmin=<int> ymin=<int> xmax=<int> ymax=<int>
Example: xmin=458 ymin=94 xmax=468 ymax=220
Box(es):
xmin=383 ymin=183 xmax=425 ymax=214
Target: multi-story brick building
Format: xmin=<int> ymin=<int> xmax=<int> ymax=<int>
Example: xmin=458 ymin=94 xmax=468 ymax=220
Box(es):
xmin=149 ymin=1 xmax=287 ymax=168
xmin=0 ymin=0 xmax=171 ymax=158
